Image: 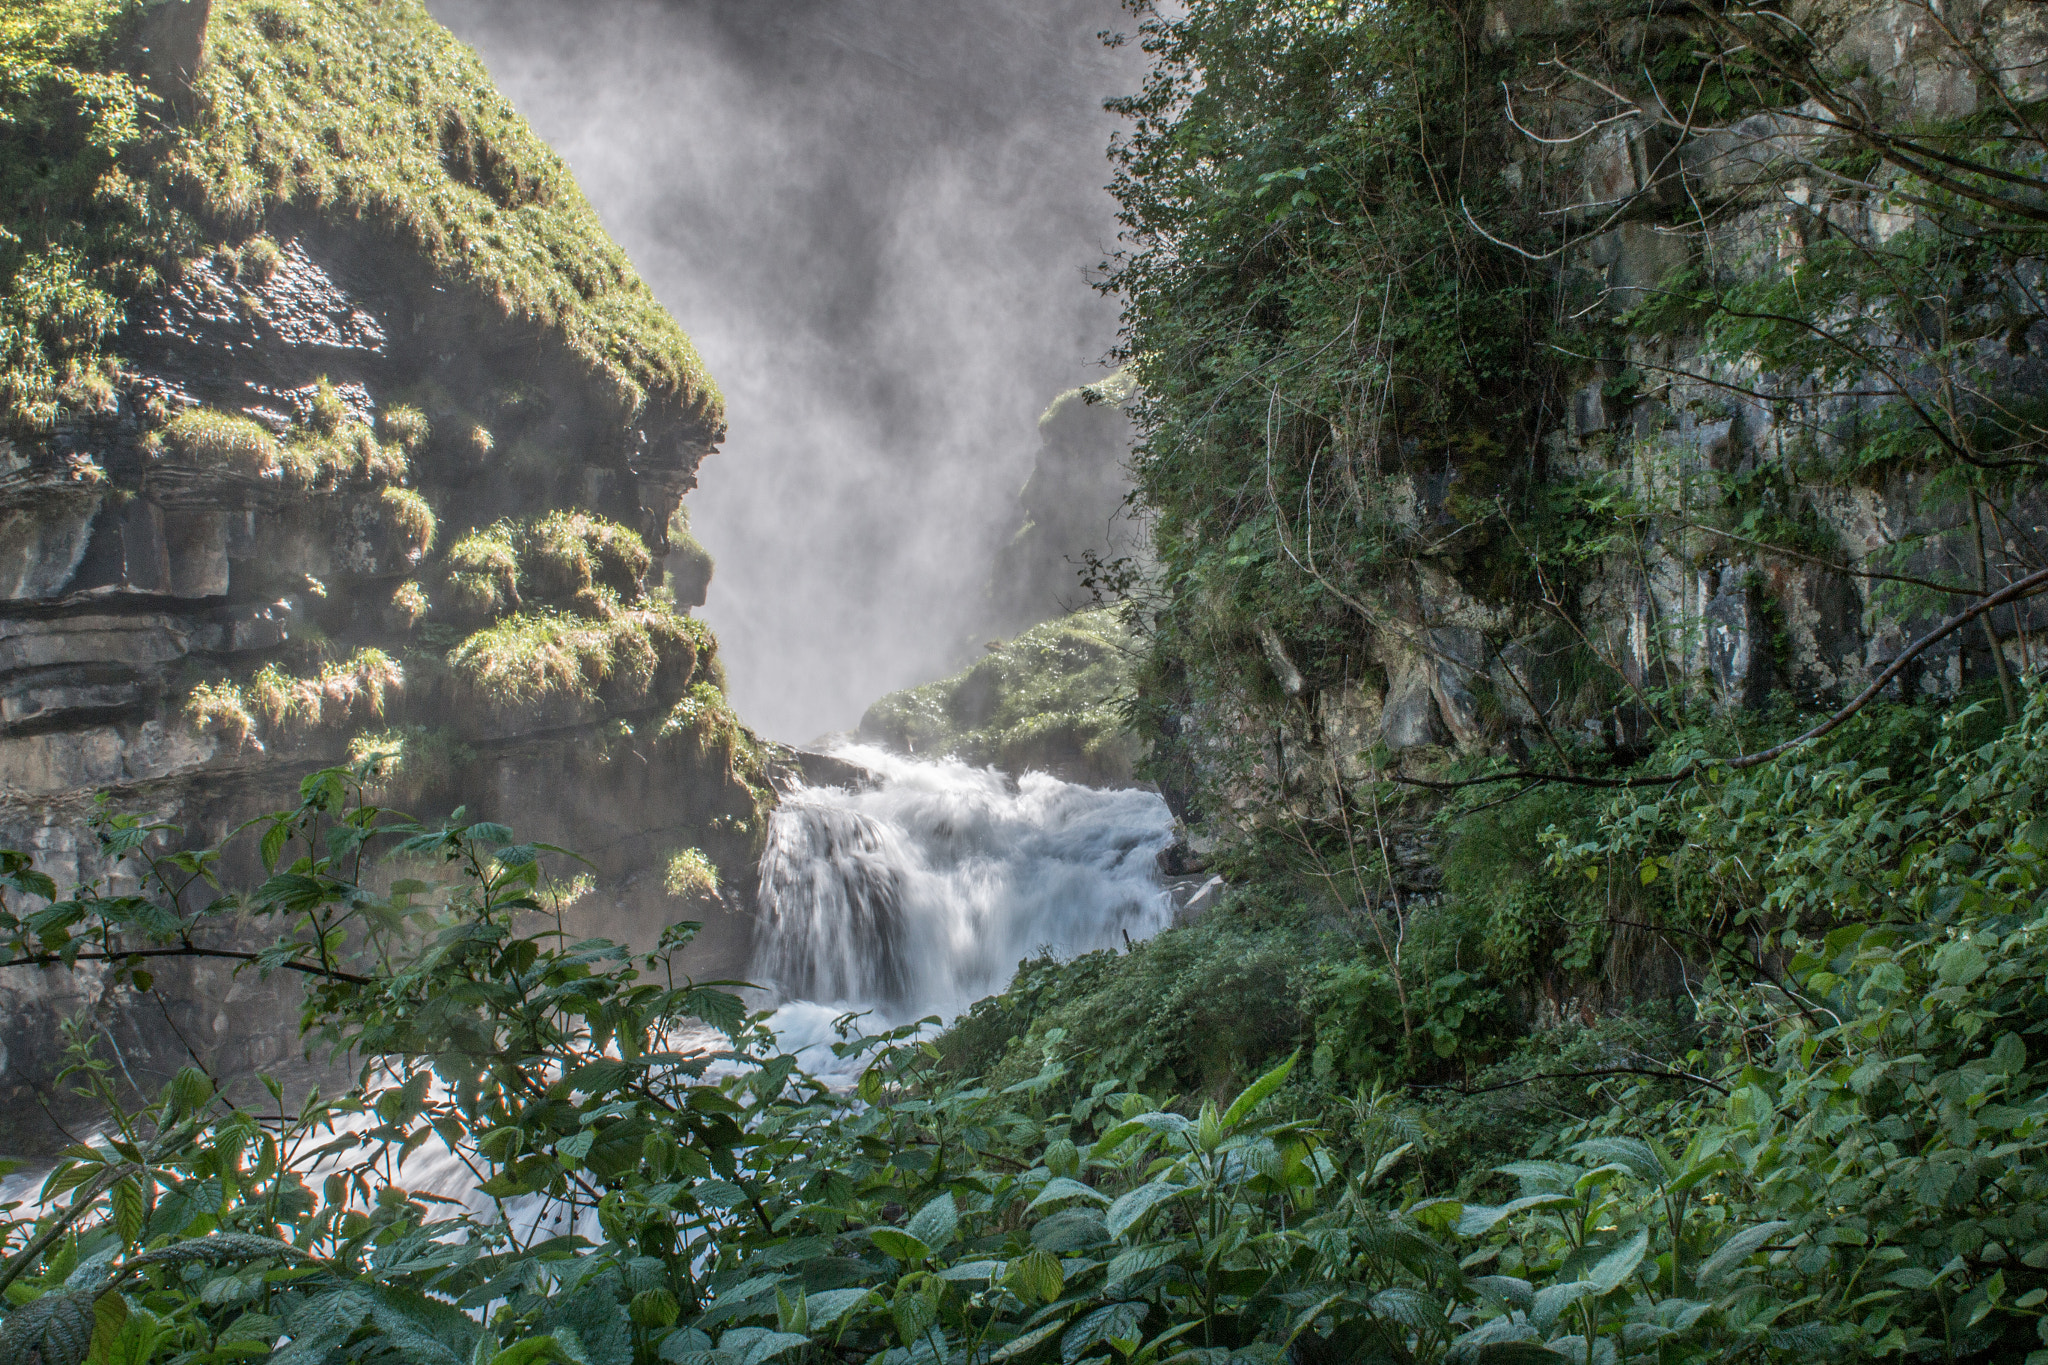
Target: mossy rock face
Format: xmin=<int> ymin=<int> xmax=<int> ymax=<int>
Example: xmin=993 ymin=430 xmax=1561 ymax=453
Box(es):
xmin=0 ymin=0 xmax=763 ymax=1144
xmin=858 ymin=608 xmax=1145 ymax=786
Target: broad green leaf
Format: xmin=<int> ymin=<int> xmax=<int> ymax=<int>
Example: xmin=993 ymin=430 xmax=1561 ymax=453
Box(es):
xmin=1061 ymin=1302 xmax=1146 ymax=1364
xmin=1696 ymin=1221 xmax=1790 ymax=1286
xmin=486 ymin=1339 xmax=568 ymax=1365
xmin=890 ymin=1290 xmax=937 ymax=1348
xmin=989 ymin=1318 xmax=1065 ymax=1364
xmin=1588 ymin=1228 xmax=1649 ymax=1292
xmin=1005 ymin=1249 xmax=1064 ymax=1304
xmin=1105 ymin=1182 xmax=1185 ymax=1241
xmin=1529 ymin=1281 xmax=1599 ymax=1334
xmin=804 ymin=1289 xmax=878 ymax=1329
xmin=1220 ymin=1050 xmax=1297 ymax=1130
xmin=0 ymin=1291 xmax=98 ymax=1365
xmin=906 ymin=1192 xmax=959 ymax=1247
xmin=938 ymin=1261 xmax=1005 ymax=1283
xmin=1455 ymin=1193 xmax=1575 ymax=1236
xmin=1105 ymin=1243 xmax=1180 ymax=1289
xmin=1936 ymin=939 xmax=1987 ymax=985
xmin=868 ymin=1228 xmax=932 ymax=1264
xmin=1030 ymin=1177 xmax=1109 ymax=1209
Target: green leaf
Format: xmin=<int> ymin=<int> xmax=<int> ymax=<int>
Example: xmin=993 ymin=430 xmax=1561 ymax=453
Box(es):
xmin=487 ymin=1339 xmax=569 ymax=1365
xmin=1061 ymin=1302 xmax=1146 ymax=1364
xmin=868 ymin=1228 xmax=932 ymax=1264
xmin=890 ymin=1290 xmax=938 ymax=1348
xmin=88 ymin=1290 xmax=129 ymax=1364
xmin=1588 ymin=1228 xmax=1649 ymax=1293
xmin=108 ymin=1176 xmax=144 ymax=1247
xmin=1529 ymin=1281 xmax=1599 ymax=1335
xmin=1030 ymin=1177 xmax=1108 ymax=1210
xmin=0 ymin=1291 xmax=99 ymax=1365
xmin=989 ymin=1318 xmax=1066 ymax=1364
xmin=1470 ymin=1346 xmax=1570 ymax=1363
xmin=906 ymin=1192 xmax=959 ymax=1248
xmin=1454 ymin=1194 xmax=1575 ymax=1236
xmin=1936 ymin=940 xmax=1988 ymax=986
xmin=1220 ymin=1050 xmax=1296 ymax=1130
xmin=1005 ymin=1249 xmax=1064 ymax=1305
xmin=804 ymin=1289 xmax=878 ymax=1330
xmin=728 ymin=1329 xmax=809 ymax=1365
xmin=1105 ymin=1182 xmax=1185 ymax=1241
xmin=1696 ymin=1221 xmax=1790 ymax=1287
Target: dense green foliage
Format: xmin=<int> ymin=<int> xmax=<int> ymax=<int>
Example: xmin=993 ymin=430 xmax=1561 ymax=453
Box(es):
xmin=7 ymin=684 xmax=2048 ymax=1362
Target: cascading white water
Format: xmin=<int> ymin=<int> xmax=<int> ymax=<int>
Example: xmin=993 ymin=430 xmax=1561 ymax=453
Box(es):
xmin=749 ymin=744 xmax=1177 ymax=1081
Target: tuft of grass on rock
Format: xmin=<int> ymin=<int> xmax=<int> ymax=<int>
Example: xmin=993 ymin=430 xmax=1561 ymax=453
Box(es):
xmin=443 ymin=525 xmax=520 ymax=616
xmin=521 ymin=510 xmax=652 ymax=600
xmin=186 ymin=647 xmax=403 ymax=746
xmin=448 ymin=604 xmax=705 ymax=709
xmin=663 ymin=847 xmax=719 ymax=900
xmin=155 ymin=407 xmax=279 ymax=475
xmin=380 ymin=404 xmax=430 ymax=452
xmin=280 ymin=421 xmax=407 ymax=487
xmin=380 ymin=486 xmax=436 ymax=555
xmin=389 ymin=579 xmax=428 ymax=628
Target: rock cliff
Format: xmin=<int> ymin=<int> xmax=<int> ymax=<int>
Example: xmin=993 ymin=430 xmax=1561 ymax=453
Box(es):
xmin=0 ymin=0 xmax=769 ymax=1148
xmin=1131 ymin=0 xmax=2048 ymax=843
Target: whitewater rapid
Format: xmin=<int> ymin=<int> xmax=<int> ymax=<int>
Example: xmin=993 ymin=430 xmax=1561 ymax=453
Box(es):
xmin=748 ymin=744 xmax=1177 ymax=1084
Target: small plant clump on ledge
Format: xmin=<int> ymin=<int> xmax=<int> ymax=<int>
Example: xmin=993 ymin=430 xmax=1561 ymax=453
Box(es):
xmin=150 ymin=407 xmax=279 ymax=476
xmin=184 ymin=647 xmax=402 ymax=748
xmin=663 ymin=846 xmax=719 ymax=900
xmin=443 ymin=525 xmax=521 ymax=617
xmin=378 ymin=486 xmax=437 ymax=556
xmin=448 ymin=604 xmax=705 ymax=708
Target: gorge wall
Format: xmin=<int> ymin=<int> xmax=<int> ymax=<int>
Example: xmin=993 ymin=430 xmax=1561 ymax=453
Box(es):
xmin=0 ymin=0 xmax=776 ymax=1147
xmin=1127 ymin=0 xmax=2048 ymax=869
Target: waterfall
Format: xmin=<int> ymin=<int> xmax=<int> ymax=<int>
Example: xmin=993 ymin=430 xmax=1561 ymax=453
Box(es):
xmin=750 ymin=744 xmax=1176 ymax=1078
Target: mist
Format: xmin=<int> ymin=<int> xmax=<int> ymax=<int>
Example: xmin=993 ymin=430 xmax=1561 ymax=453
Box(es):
xmin=424 ymin=0 xmax=1141 ymax=743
